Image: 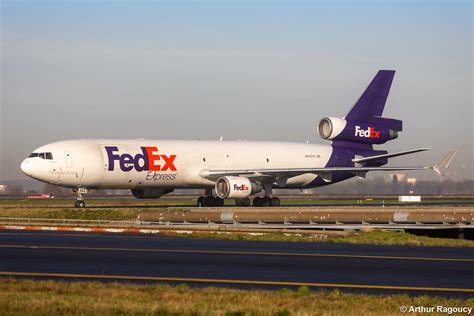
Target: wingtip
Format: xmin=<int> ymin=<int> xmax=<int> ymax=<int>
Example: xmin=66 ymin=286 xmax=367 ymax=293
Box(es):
xmin=433 ymin=149 xmax=457 ymax=176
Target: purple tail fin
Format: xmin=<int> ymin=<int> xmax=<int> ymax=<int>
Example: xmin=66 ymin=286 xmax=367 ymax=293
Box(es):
xmin=346 ymin=70 xmax=395 ymax=120
xmin=332 ymin=70 xmax=402 ymax=150
xmin=345 ymin=70 xmax=402 ymax=132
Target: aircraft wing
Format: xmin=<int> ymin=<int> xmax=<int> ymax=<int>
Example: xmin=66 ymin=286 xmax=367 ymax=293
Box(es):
xmin=199 ymin=150 xmax=456 ymax=182
xmin=200 ymin=166 xmax=431 ymax=182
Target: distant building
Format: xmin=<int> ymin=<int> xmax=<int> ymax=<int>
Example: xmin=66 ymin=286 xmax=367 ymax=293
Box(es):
xmin=389 ymin=174 xmax=419 ymax=194
xmin=390 ymin=173 xmax=407 ymax=182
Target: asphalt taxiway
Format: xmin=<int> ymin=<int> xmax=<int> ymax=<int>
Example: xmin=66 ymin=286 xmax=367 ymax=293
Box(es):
xmin=0 ymin=230 xmax=473 ymax=296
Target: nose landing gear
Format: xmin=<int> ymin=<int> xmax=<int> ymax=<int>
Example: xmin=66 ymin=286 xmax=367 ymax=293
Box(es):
xmin=73 ymin=188 xmax=88 ymax=208
xmin=74 ymin=200 xmax=86 ymax=208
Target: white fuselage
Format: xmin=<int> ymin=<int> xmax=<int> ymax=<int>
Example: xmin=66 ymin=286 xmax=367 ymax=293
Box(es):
xmin=20 ymin=139 xmax=333 ymax=190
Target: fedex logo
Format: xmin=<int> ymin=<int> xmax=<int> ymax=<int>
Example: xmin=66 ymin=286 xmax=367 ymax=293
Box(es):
xmin=354 ymin=126 xmax=380 ymax=138
xmin=105 ymin=146 xmax=177 ymax=172
xmin=233 ymin=184 xmax=249 ymax=191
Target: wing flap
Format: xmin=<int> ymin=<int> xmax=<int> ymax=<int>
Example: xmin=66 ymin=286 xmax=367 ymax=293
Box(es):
xmin=199 ymin=150 xmax=455 ymax=181
xmin=352 ymin=148 xmax=430 ymax=164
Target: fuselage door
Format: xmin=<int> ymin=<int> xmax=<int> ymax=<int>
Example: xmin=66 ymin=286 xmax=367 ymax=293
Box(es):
xmin=65 ymin=151 xmax=73 ymax=168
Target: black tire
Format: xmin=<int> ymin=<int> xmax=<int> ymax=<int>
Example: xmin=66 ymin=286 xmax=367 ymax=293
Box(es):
xmin=75 ymin=201 xmax=86 ymax=208
xmin=253 ymin=196 xmax=262 ymax=207
xmin=197 ymin=196 xmax=205 ymax=207
xmin=203 ymin=196 xmax=214 ymax=207
xmin=215 ymin=197 xmax=225 ymax=207
xmin=271 ymin=196 xmax=281 ymax=207
xmin=242 ymin=198 xmax=251 ymax=207
xmin=235 ymin=199 xmax=242 ymax=206
xmin=261 ymin=196 xmax=271 ymax=207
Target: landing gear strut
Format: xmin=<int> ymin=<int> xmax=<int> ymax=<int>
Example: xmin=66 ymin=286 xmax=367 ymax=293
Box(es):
xmin=73 ymin=188 xmax=88 ymax=208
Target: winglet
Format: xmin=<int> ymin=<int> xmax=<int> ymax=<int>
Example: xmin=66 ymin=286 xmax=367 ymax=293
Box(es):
xmin=433 ymin=149 xmax=457 ymax=176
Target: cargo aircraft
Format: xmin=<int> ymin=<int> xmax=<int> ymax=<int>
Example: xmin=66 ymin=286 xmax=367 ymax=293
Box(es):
xmin=20 ymin=70 xmax=455 ymax=208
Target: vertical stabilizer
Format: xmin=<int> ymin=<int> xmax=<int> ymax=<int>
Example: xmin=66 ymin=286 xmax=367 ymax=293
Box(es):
xmin=345 ymin=70 xmax=396 ymax=122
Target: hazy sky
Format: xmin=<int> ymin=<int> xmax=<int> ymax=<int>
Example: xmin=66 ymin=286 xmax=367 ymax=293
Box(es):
xmin=1 ymin=0 xmax=472 ymax=182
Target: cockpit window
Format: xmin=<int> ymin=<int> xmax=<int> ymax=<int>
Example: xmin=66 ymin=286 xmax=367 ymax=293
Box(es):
xmin=29 ymin=152 xmax=53 ymax=160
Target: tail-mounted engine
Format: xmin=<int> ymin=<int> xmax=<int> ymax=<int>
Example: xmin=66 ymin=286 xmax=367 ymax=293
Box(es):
xmin=318 ymin=117 xmax=400 ymax=145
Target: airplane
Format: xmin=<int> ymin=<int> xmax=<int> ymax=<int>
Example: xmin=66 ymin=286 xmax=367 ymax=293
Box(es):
xmin=20 ymin=70 xmax=456 ymax=208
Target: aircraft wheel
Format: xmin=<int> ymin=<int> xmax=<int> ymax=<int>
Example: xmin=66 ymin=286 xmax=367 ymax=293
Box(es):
xmin=203 ymin=196 xmax=214 ymax=207
xmin=253 ymin=197 xmax=262 ymax=207
xmin=197 ymin=196 xmax=205 ymax=207
xmin=235 ymin=199 xmax=242 ymax=206
xmin=261 ymin=196 xmax=271 ymax=207
xmin=242 ymin=198 xmax=251 ymax=207
xmin=75 ymin=200 xmax=86 ymax=208
xmin=215 ymin=197 xmax=224 ymax=207
xmin=270 ymin=196 xmax=281 ymax=207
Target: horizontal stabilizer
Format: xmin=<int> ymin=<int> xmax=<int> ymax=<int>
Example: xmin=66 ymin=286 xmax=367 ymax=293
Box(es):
xmin=352 ymin=148 xmax=430 ymax=164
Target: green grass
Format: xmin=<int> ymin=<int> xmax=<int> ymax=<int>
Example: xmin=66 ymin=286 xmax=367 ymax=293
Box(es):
xmin=0 ymin=278 xmax=472 ymax=315
xmin=1 ymin=196 xmax=472 ymax=208
xmin=171 ymin=230 xmax=474 ymax=247
xmin=329 ymin=230 xmax=474 ymax=247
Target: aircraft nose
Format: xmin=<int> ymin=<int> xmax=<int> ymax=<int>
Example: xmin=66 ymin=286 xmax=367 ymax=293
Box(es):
xmin=20 ymin=159 xmax=33 ymax=176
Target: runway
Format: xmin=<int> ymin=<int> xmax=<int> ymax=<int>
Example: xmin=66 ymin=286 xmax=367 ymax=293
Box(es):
xmin=0 ymin=230 xmax=473 ymax=296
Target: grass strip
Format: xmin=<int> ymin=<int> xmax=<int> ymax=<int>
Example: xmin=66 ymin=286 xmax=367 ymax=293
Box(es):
xmin=0 ymin=278 xmax=472 ymax=315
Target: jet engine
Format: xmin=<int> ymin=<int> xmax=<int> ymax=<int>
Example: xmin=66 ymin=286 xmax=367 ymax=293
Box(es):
xmin=318 ymin=117 xmax=398 ymax=145
xmin=131 ymin=188 xmax=174 ymax=199
xmin=215 ymin=176 xmax=262 ymax=199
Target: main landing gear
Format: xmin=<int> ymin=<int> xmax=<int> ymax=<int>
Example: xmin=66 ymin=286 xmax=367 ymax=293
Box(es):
xmin=197 ymin=189 xmax=224 ymax=207
xmin=197 ymin=186 xmax=281 ymax=208
xmin=235 ymin=198 xmax=251 ymax=207
xmin=252 ymin=196 xmax=280 ymax=207
xmin=73 ymin=188 xmax=88 ymax=208
xmin=197 ymin=195 xmax=224 ymax=207
xmin=251 ymin=183 xmax=281 ymax=207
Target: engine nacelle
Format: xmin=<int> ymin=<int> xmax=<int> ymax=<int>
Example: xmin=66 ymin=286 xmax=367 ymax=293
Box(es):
xmin=318 ymin=117 xmax=348 ymax=140
xmin=131 ymin=188 xmax=174 ymax=199
xmin=318 ymin=117 xmax=398 ymax=145
xmin=215 ymin=176 xmax=262 ymax=199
